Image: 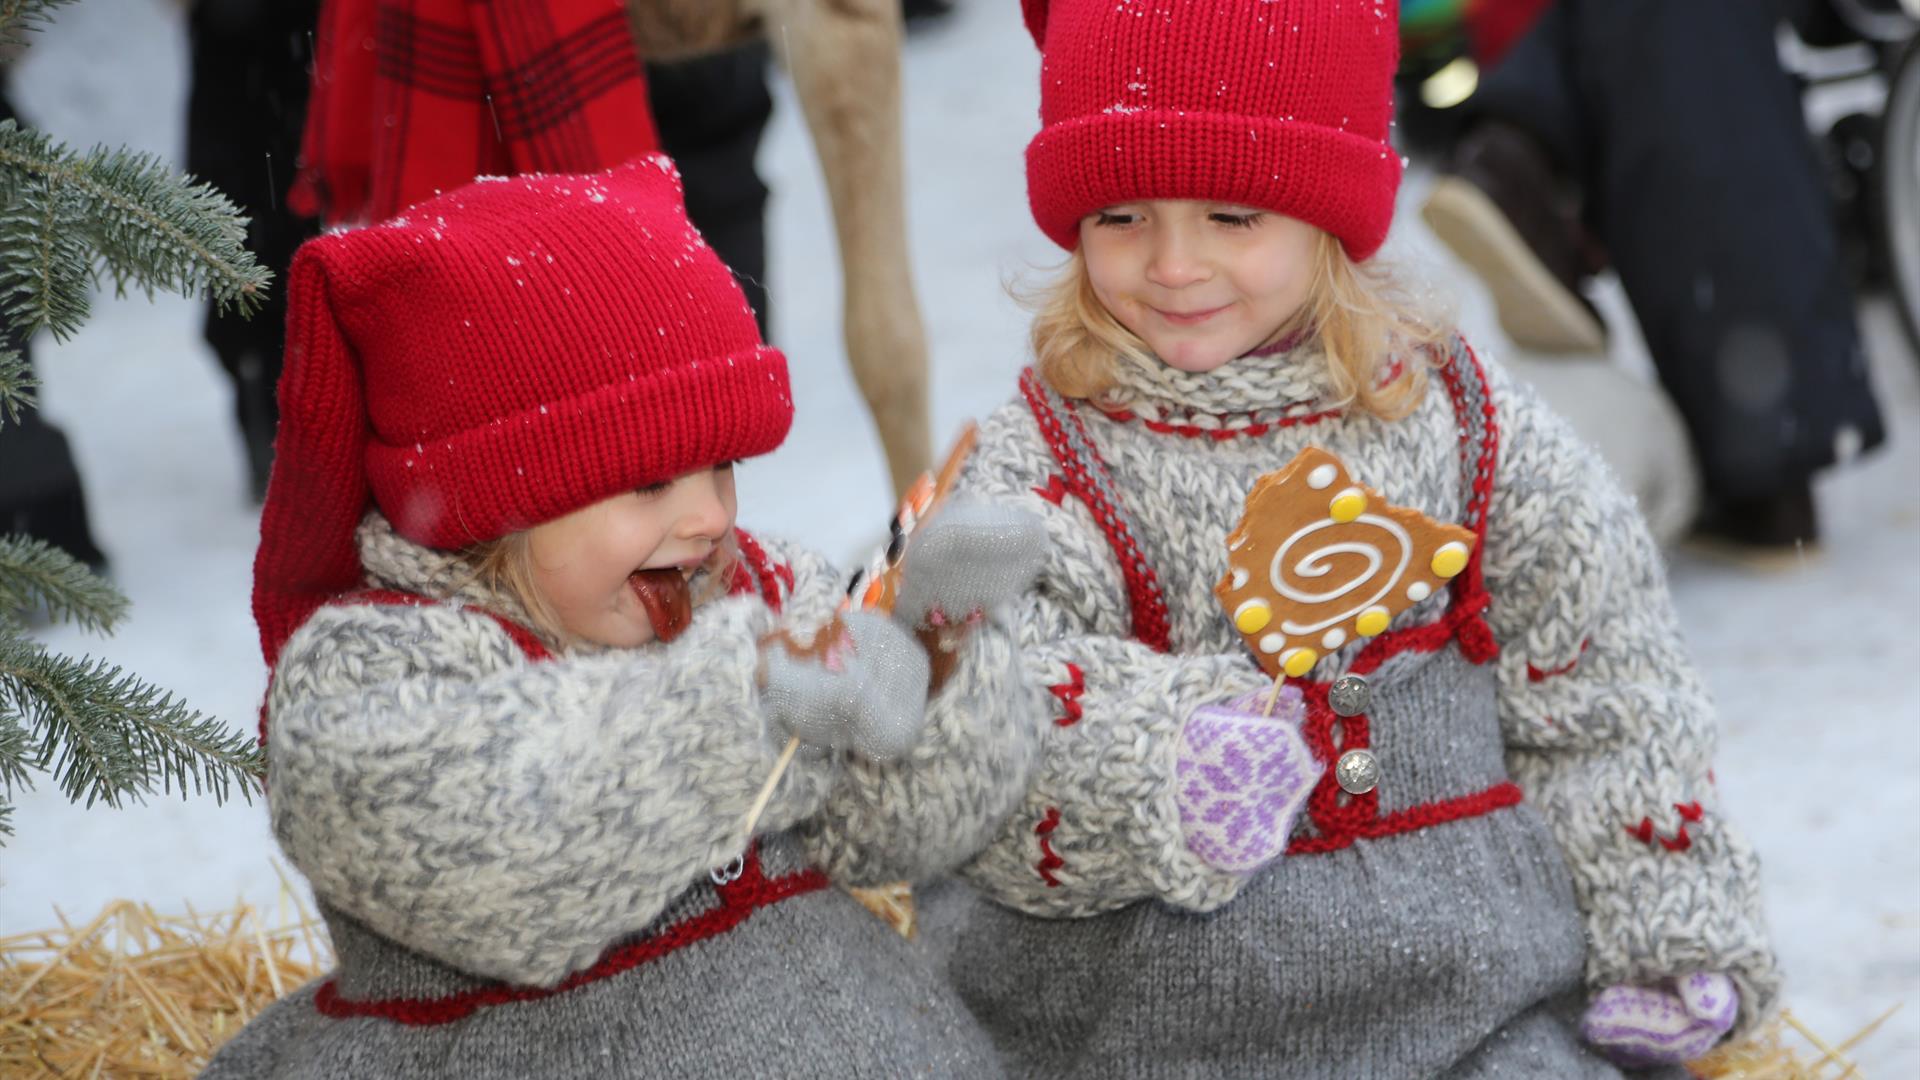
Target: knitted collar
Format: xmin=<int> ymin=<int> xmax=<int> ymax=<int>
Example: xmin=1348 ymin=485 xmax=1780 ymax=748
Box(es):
xmin=1096 ymin=332 xmax=1346 ymax=428
xmin=354 ymin=512 xmax=562 ymax=651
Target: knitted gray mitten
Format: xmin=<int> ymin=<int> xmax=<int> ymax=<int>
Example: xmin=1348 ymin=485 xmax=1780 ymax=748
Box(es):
xmin=890 ymin=499 xmax=1047 ymax=629
xmin=760 ymin=610 xmax=932 ymax=762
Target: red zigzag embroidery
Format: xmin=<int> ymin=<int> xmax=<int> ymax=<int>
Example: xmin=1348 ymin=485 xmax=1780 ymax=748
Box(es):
xmin=1048 ymin=663 xmax=1085 ymax=727
xmin=1625 ymin=802 xmax=1704 ymax=852
xmin=1034 ymin=807 xmax=1065 ymax=887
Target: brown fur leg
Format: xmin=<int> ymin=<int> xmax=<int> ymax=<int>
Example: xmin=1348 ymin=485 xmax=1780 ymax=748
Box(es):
xmin=766 ymin=0 xmax=932 ymax=498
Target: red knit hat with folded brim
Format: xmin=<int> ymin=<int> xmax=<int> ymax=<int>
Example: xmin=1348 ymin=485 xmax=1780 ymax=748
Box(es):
xmin=1022 ymin=0 xmax=1403 ymax=261
xmin=253 ymin=155 xmax=791 ymax=673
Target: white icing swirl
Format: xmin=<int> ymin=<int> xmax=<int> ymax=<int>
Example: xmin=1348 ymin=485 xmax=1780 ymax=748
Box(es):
xmin=1268 ymin=514 xmax=1412 ymax=635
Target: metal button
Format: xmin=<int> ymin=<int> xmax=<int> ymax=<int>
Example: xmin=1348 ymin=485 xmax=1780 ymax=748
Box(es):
xmin=1334 ymin=749 xmax=1380 ymax=795
xmin=1328 ymin=674 xmax=1372 ymax=717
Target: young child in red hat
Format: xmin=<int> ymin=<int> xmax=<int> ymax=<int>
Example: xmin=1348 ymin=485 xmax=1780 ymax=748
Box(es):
xmin=923 ymin=2 xmax=1779 ymax=1076
xmin=204 ymin=155 xmax=1043 ymax=1079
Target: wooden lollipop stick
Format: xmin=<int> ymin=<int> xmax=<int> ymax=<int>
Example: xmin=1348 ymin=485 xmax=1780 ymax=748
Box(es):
xmin=739 ymin=423 xmax=980 ymax=840
xmin=1260 ymin=676 xmax=1289 ymax=719
xmin=742 ymin=735 xmax=802 ymax=840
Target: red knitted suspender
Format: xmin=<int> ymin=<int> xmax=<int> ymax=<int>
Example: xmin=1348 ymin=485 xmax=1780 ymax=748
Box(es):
xmin=1018 ymin=342 xmax=1515 ymax=856
xmin=1285 ymin=340 xmax=1509 ymax=853
xmin=1019 ymin=369 xmax=1173 ymax=652
xmin=313 ymin=844 xmax=829 ymax=1026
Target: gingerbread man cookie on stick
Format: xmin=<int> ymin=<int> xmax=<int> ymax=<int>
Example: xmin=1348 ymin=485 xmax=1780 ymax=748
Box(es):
xmin=1215 ymin=447 xmax=1475 ymax=682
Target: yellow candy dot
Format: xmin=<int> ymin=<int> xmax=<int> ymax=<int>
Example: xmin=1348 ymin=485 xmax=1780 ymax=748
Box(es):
xmin=1234 ymin=598 xmax=1272 ymax=634
xmin=1282 ymin=648 xmax=1319 ymax=678
xmin=1355 ymin=607 xmax=1391 ymax=637
xmin=1430 ymin=541 xmax=1470 ymax=579
xmin=1329 ymin=488 xmax=1368 ymax=524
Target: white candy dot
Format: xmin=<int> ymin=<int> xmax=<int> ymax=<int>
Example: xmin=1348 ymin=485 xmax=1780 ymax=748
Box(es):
xmin=1407 ymin=582 xmax=1432 ymax=602
xmin=1321 ymin=629 xmax=1347 ymax=649
xmin=1307 ymin=464 xmax=1338 ymax=489
xmin=1259 ymin=633 xmax=1286 ymax=654
xmin=1231 ymin=567 xmax=1249 ymax=589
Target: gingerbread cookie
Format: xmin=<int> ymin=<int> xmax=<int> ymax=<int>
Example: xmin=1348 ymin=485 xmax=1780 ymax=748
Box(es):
xmin=1215 ymin=447 xmax=1475 ymax=679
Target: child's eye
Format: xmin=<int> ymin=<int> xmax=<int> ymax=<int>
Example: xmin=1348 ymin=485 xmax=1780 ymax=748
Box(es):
xmin=1093 ymin=211 xmax=1139 ymax=228
xmin=636 ymin=479 xmax=673 ymax=498
xmin=1210 ymin=211 xmax=1264 ymax=230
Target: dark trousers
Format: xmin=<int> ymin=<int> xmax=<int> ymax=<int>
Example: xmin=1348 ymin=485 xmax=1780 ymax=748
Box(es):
xmin=1471 ymin=0 xmax=1886 ymax=501
xmin=187 ymin=0 xmax=323 ymax=496
xmin=0 ymin=84 xmax=106 ymax=566
xmin=645 ymin=43 xmax=775 ymax=338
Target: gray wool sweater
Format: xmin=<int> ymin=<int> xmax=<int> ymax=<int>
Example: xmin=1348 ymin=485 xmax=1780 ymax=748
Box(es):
xmin=201 ymin=517 xmax=1033 ymax=1079
xmin=926 ymin=337 xmax=1778 ymax=1078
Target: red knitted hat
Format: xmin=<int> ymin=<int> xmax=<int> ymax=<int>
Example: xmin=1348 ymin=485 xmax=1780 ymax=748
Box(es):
xmin=1022 ymin=0 xmax=1403 ymax=260
xmin=254 ymin=155 xmax=791 ymax=669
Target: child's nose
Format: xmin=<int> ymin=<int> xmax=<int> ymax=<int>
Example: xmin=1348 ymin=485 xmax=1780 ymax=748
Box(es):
xmin=1145 ymin=227 xmax=1210 ymax=289
xmin=672 ymin=469 xmax=732 ymax=540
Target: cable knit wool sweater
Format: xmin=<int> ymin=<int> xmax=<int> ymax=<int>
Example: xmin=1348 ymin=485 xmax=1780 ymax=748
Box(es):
xmin=925 ymin=336 xmax=1778 ymax=1079
xmin=201 ymin=517 xmax=1034 ymax=1080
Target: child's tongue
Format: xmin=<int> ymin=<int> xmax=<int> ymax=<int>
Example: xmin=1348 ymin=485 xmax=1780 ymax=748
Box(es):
xmin=628 ymin=568 xmax=692 ymax=642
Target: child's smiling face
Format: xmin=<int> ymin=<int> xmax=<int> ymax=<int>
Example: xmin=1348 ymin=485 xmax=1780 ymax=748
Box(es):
xmin=525 ymin=464 xmax=737 ymax=648
xmin=1079 ymin=200 xmax=1319 ymax=375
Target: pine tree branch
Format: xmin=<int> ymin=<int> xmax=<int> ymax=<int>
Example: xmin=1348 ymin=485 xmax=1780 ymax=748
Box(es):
xmin=0 ymin=176 xmax=92 ymax=339
xmin=0 ymin=0 xmax=77 ymax=50
xmin=0 ymin=533 xmax=126 ymax=631
xmin=0 ymin=347 xmax=32 ymax=427
xmin=0 ymin=710 xmax=32 ymax=784
xmin=0 ymin=121 xmax=270 ymax=341
xmin=0 ymin=713 xmax=32 ymax=830
xmin=0 ymin=637 xmax=264 ymax=814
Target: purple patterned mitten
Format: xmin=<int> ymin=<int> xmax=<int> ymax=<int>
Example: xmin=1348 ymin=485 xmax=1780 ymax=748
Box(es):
xmin=1175 ymin=686 xmax=1318 ymax=873
xmin=1580 ymin=973 xmax=1739 ymax=1067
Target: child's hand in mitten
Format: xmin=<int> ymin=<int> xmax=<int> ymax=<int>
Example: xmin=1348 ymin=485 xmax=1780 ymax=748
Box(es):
xmin=888 ymin=500 xmax=1047 ymax=688
xmin=1580 ymin=973 xmax=1739 ymax=1067
xmin=1175 ymin=685 xmax=1319 ymax=873
xmin=759 ymin=611 xmax=931 ymax=762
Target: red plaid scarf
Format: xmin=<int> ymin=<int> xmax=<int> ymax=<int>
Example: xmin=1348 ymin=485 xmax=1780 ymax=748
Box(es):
xmin=292 ymin=0 xmax=659 ymax=225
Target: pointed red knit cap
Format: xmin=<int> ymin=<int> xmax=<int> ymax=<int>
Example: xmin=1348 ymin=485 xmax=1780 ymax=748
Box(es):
xmin=1022 ymin=0 xmax=1404 ymax=260
xmin=253 ymin=155 xmax=791 ymax=671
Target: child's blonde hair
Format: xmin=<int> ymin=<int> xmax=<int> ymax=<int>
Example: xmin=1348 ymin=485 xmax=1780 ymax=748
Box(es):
xmin=1028 ymin=230 xmax=1450 ymax=420
xmin=462 ymin=530 xmax=741 ymax=647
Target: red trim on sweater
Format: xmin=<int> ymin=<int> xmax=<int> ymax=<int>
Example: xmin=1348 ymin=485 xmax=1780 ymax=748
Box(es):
xmin=1526 ymin=639 xmax=1591 ymax=683
xmin=1047 ymin=663 xmax=1086 ymax=727
xmin=1092 ymin=406 xmax=1340 ymax=441
xmin=732 ymin=528 xmax=788 ymax=613
xmin=1034 ymin=806 xmax=1066 ymax=887
xmin=1286 ymin=782 xmax=1525 ymax=856
xmin=1033 ymin=474 xmax=1070 ymax=506
xmin=1019 ymin=369 xmax=1172 ymax=652
xmin=311 ymin=845 xmax=829 ymax=1026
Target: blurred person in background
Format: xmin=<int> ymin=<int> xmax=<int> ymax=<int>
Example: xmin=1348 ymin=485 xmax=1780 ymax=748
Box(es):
xmin=188 ymin=0 xmax=323 ymax=502
xmin=1421 ymin=0 xmax=1888 ymax=554
xmin=0 ymin=77 xmax=109 ymax=572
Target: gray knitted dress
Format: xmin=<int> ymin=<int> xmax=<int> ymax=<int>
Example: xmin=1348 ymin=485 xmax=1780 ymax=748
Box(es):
xmin=924 ymin=337 xmax=1778 ymax=1079
xmin=201 ymin=520 xmax=1035 ymax=1079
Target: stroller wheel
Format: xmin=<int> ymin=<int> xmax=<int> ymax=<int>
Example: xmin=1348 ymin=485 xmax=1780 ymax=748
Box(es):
xmin=1879 ymin=37 xmax=1920 ymax=359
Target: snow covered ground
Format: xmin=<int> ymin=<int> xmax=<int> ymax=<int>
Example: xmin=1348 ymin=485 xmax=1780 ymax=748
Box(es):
xmin=3 ymin=0 xmax=1915 ymax=1070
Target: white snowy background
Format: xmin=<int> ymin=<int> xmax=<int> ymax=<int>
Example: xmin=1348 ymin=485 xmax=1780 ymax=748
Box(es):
xmin=2 ymin=0 xmax=1916 ymax=1070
